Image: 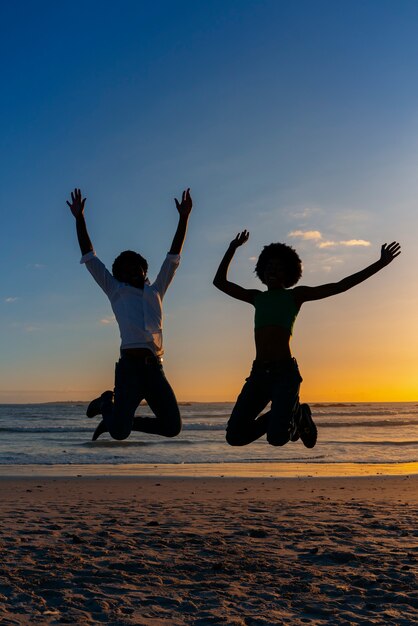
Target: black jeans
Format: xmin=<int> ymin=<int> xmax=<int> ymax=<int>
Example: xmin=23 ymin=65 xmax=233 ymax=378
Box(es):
xmin=226 ymin=358 xmax=302 ymax=447
xmin=101 ymin=354 xmax=181 ymax=441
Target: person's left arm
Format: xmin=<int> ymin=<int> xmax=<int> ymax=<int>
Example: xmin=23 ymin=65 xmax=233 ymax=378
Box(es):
xmin=293 ymin=242 xmax=401 ymax=305
xmin=153 ymin=188 xmax=193 ymax=295
xmin=169 ymin=188 xmax=193 ymax=254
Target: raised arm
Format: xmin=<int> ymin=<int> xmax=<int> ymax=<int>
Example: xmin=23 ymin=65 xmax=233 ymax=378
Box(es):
xmin=66 ymin=188 xmax=93 ymax=256
xmin=294 ymin=242 xmax=401 ymax=304
xmin=213 ymin=230 xmax=260 ymax=304
xmin=169 ymin=188 xmax=193 ymax=255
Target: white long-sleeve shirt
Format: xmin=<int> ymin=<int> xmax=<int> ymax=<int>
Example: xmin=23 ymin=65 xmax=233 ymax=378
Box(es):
xmin=81 ymin=251 xmax=180 ymax=356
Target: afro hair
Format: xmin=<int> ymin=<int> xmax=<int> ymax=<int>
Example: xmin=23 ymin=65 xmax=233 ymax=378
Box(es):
xmin=255 ymin=243 xmax=302 ymax=287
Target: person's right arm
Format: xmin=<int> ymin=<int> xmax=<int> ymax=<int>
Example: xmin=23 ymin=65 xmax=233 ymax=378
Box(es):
xmin=67 ymin=188 xmax=117 ymax=296
xmin=66 ymin=188 xmax=93 ymax=256
xmin=213 ymin=230 xmax=260 ymax=305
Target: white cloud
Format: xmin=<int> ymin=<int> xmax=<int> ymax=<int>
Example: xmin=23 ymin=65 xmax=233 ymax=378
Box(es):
xmin=288 ymin=230 xmax=371 ymax=249
xmin=310 ymin=239 xmax=371 ymax=249
xmin=318 ymin=241 xmax=337 ymax=249
xmin=288 ymin=230 xmax=322 ymax=240
xmin=4 ymin=297 xmax=19 ymax=303
xmin=339 ymin=239 xmax=371 ymax=247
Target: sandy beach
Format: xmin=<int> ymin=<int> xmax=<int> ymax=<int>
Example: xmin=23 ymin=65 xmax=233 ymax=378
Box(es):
xmin=0 ymin=473 xmax=417 ymax=625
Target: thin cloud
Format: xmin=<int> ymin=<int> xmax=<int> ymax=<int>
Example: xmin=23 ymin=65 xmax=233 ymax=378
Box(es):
xmin=100 ymin=316 xmax=116 ymax=325
xmin=321 ymin=264 xmax=341 ymax=273
xmin=27 ymin=263 xmax=46 ymax=269
xmin=288 ymin=230 xmax=322 ymax=241
xmin=317 ymin=239 xmax=371 ymax=249
xmin=4 ymin=297 xmax=19 ymax=303
xmin=334 ymin=210 xmax=371 ymax=225
xmin=310 ymin=255 xmax=344 ymax=273
xmin=318 ymin=241 xmax=337 ymax=249
xmin=287 ymin=207 xmax=322 ymax=220
xmin=340 ymin=239 xmax=371 ymax=247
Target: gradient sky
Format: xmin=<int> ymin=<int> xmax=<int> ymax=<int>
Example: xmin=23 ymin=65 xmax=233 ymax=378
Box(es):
xmin=1 ymin=0 xmax=417 ymax=402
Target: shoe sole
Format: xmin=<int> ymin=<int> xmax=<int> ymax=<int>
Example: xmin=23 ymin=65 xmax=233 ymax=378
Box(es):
xmin=299 ymin=404 xmax=317 ymax=448
xmin=86 ymin=398 xmax=102 ymax=418
xmin=92 ymin=420 xmax=108 ymax=441
xmin=86 ymin=390 xmax=113 ymax=418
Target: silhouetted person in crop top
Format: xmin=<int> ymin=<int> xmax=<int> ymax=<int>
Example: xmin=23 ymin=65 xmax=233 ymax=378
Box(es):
xmin=214 ymin=230 xmax=401 ymax=449
xmin=67 ymin=187 xmax=193 ymax=442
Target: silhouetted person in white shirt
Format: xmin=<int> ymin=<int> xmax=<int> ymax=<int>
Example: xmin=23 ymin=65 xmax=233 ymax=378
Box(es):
xmin=67 ymin=188 xmax=192 ymax=441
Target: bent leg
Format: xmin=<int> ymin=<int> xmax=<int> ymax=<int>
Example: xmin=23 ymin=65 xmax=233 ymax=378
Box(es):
xmin=226 ymin=371 xmax=271 ymax=446
xmin=266 ymin=362 xmax=302 ymax=447
xmin=132 ymin=363 xmax=181 ymax=437
xmin=102 ymin=358 xmax=143 ymax=440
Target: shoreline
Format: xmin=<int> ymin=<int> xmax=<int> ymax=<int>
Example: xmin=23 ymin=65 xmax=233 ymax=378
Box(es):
xmin=1 ymin=474 xmax=417 ymax=503
xmin=0 ymin=460 xmax=417 ymax=478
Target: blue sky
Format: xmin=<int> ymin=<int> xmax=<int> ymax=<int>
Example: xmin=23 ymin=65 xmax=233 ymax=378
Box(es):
xmin=1 ymin=0 xmax=417 ymax=401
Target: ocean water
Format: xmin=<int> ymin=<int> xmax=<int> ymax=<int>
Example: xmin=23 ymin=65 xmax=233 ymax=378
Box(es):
xmin=0 ymin=402 xmax=417 ymax=466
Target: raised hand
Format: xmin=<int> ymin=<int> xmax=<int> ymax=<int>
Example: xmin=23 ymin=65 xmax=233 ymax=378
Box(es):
xmin=380 ymin=242 xmax=401 ymax=266
xmin=174 ymin=188 xmax=192 ymax=218
xmin=230 ymin=230 xmax=250 ymax=249
xmin=67 ymin=188 xmax=86 ymax=218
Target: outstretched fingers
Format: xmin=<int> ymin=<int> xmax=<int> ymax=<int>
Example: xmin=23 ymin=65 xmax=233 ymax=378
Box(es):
xmin=67 ymin=188 xmax=86 ymax=217
xmin=174 ymin=187 xmax=192 ymax=216
xmin=232 ymin=230 xmax=250 ymax=247
xmin=381 ymin=241 xmax=401 ymax=264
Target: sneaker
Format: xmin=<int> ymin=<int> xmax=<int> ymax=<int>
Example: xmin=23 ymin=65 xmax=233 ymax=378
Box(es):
xmin=299 ymin=403 xmax=317 ymax=448
xmin=86 ymin=390 xmax=113 ymax=418
xmin=92 ymin=419 xmax=108 ymax=441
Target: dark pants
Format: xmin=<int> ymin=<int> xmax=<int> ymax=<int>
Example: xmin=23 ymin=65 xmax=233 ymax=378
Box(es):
xmin=226 ymin=358 xmax=302 ymax=447
xmin=102 ymin=354 xmax=181 ymax=441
